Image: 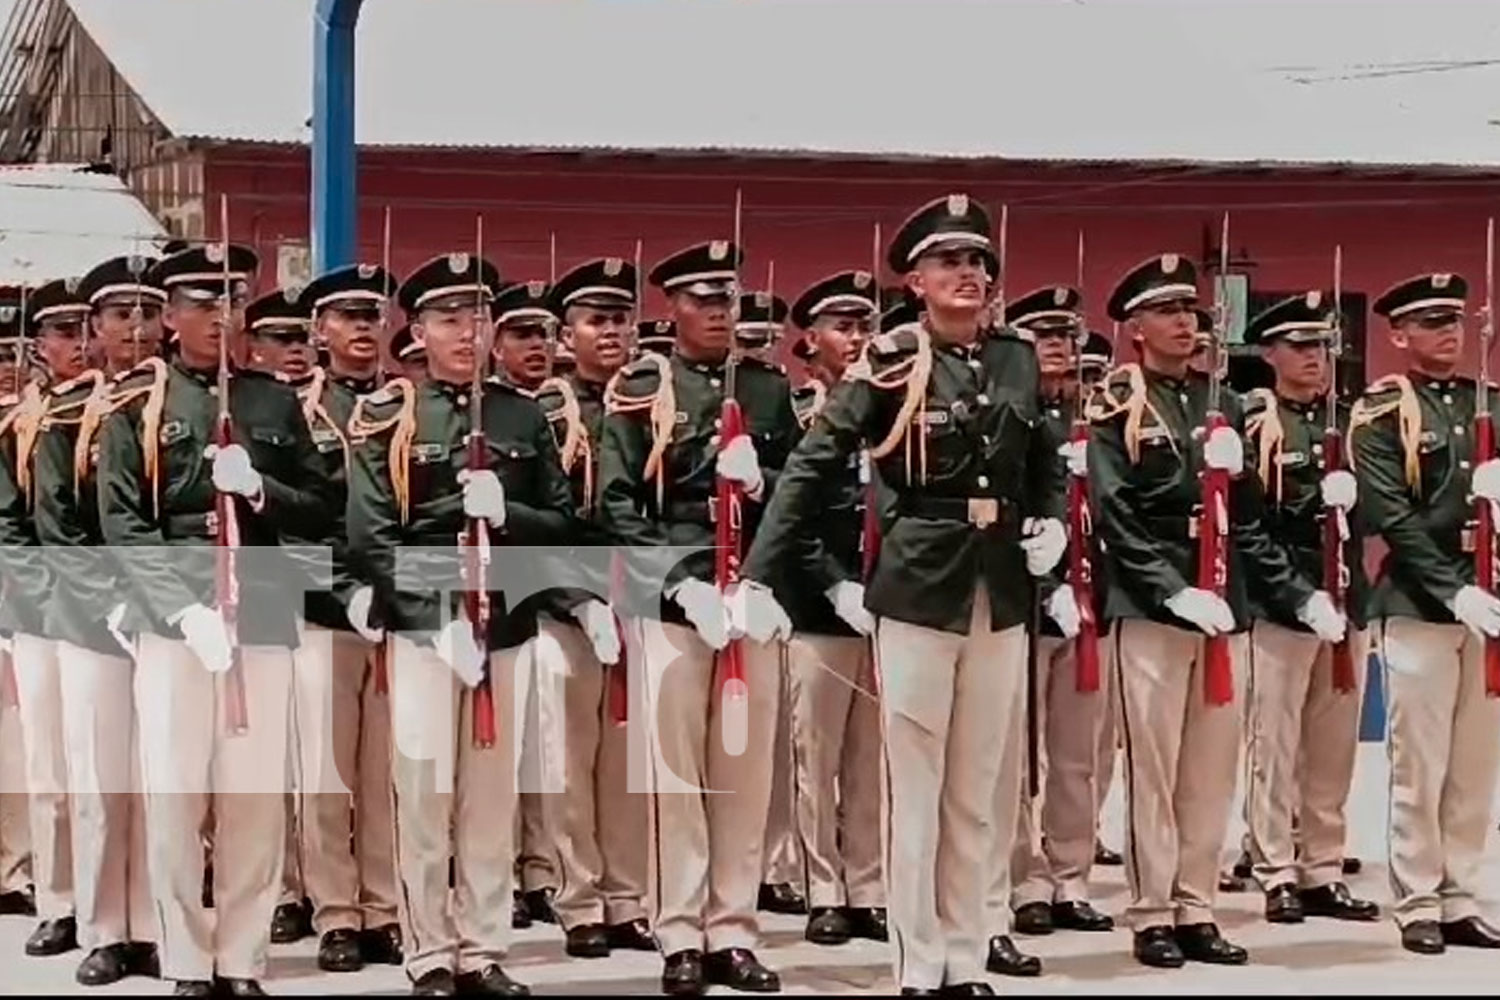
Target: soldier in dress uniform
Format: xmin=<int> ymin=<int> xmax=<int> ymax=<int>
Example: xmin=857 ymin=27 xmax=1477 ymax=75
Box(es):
xmin=32 ymin=256 xmax=166 ymax=986
xmin=1238 ymin=293 xmax=1379 ymax=926
xmin=597 ymin=239 xmax=799 ymax=995
xmin=998 ymin=288 xmax=1114 ymax=957
xmin=513 ymin=256 xmax=655 ymax=958
xmin=1350 ymin=273 xmax=1500 ymax=955
xmin=739 ymin=194 xmax=1068 ymax=996
xmin=4 ymin=279 xmax=87 ymax=961
xmin=283 ymin=264 xmax=404 ymax=973
xmin=775 ymin=270 xmax=887 ymax=947
xmin=391 ymin=324 xmax=429 ymax=385
xmin=346 ymin=252 xmax=574 ymax=996
xmin=635 ymin=319 xmax=675 ymax=358
xmin=96 ymin=241 xmax=331 ymax=996
xmin=1088 ymin=254 xmax=1343 ymax=970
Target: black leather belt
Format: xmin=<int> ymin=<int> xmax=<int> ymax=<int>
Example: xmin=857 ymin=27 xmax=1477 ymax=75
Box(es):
xmin=897 ymin=496 xmax=1015 ymax=529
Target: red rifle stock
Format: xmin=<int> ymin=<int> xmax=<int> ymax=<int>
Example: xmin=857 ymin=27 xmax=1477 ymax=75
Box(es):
xmin=1197 ymin=410 xmax=1234 ymax=705
xmin=715 ymin=394 xmax=748 ymax=701
xmin=1322 ymin=424 xmax=1357 ymax=693
xmin=214 ymin=198 xmax=248 ymax=735
xmin=1479 ymin=217 xmax=1500 ymax=696
xmin=1068 ymin=419 xmax=1101 ymax=693
xmin=466 ymin=219 xmax=497 ymax=748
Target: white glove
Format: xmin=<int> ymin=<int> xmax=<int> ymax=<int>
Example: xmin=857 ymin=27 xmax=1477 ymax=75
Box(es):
xmin=1450 ymin=585 xmax=1500 ymax=639
xmin=346 ymin=586 xmax=385 ymax=643
xmin=727 ymin=580 xmax=792 ymax=644
xmin=826 ymin=580 xmax=874 ymax=636
xmin=106 ymin=602 xmax=130 ymax=653
xmin=1321 ymin=470 xmax=1357 ymax=510
xmin=1471 ymin=459 xmax=1500 ymax=503
xmin=574 ymin=599 xmax=622 ymax=665
xmin=1296 ymin=590 xmax=1347 ymax=643
xmin=1057 ymin=439 xmax=1088 ymax=478
xmin=436 ymin=617 xmax=486 ymax=687
xmin=1046 ymin=585 xmax=1081 ymax=640
xmin=210 ymin=443 xmax=264 ymax=500
xmin=670 ymin=578 xmax=730 ymax=651
xmin=458 ymin=469 xmax=507 ymax=529
xmin=1021 ymin=517 xmax=1067 ymax=576
xmin=1165 ymin=587 xmax=1237 ymax=637
xmin=1204 ymin=426 xmax=1244 ymax=475
xmin=716 ymin=435 xmax=765 ymax=500
xmin=176 ymin=603 xmax=233 ymax=674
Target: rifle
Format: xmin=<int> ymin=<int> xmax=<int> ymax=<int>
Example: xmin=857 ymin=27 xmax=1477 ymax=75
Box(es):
xmin=1 ymin=279 xmax=27 ymax=709
xmin=715 ymin=189 xmax=748 ymax=706
xmin=1069 ymin=230 xmax=1101 ymax=694
xmin=372 ymin=205 xmax=393 ymax=697
xmin=1197 ymin=212 xmax=1234 ymax=706
xmin=1323 ymin=246 xmax=1356 ymax=693
xmin=605 ymin=240 xmax=646 ymax=728
xmin=466 ymin=216 xmax=498 ymax=749
xmin=215 ymin=196 xmax=250 ymax=735
xmin=1477 ymin=218 xmax=1500 ymax=696
xmin=860 ymin=223 xmax=882 ymax=581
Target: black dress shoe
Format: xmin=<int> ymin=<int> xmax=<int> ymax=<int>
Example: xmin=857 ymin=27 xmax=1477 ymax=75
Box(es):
xmin=1342 ymin=856 xmax=1362 ymax=876
xmin=454 ymin=963 xmax=529 ymax=995
xmin=1232 ymin=851 xmax=1253 ymax=880
xmin=1174 ymin=923 xmax=1248 ymax=965
xmin=1133 ymin=925 xmax=1185 ymax=968
xmin=128 ymin=941 xmax=161 ymax=979
xmin=76 ymin=943 xmax=131 ymax=986
xmin=318 ymin=927 xmax=365 ymax=972
xmin=1265 ymin=883 xmax=1304 ymax=924
xmin=360 ymin=923 xmax=404 ymax=965
xmin=604 ymin=917 xmax=656 ymax=951
xmin=172 ymin=980 xmax=216 ymax=997
xmin=0 ymin=887 xmax=36 ymax=915
xmin=1051 ymin=900 xmax=1113 ymax=932
xmin=939 ymin=984 xmax=995 ymax=996
xmin=1012 ymin=900 xmax=1053 ymax=936
xmin=1401 ymin=920 xmax=1445 ymax=955
xmin=564 ymin=923 xmax=611 ymax=958
xmin=520 ymin=888 xmax=556 ymax=925
xmin=510 ymin=892 xmax=532 ymax=930
xmin=985 ymin=935 xmax=1041 ymax=977
xmin=806 ymin=907 xmax=852 ymax=945
xmin=900 ymin=990 xmax=939 ymax=997
xmin=662 ymin=949 xmax=705 ymax=996
xmin=269 ymin=901 xmax=312 ymax=943
xmin=1094 ymin=841 xmax=1123 ymax=866
xmin=845 ymin=906 xmax=889 ymax=942
xmin=215 ymin=979 xmax=267 ymax=997
xmin=704 ymin=947 xmax=781 ymax=992
xmin=756 ymin=882 xmax=807 ymax=915
xmin=26 ymin=915 xmax=78 ymax=956
xmin=1441 ymin=916 xmax=1500 ymax=948
xmin=1299 ymin=883 xmax=1378 ymax=922
xmin=412 ymin=969 xmax=457 ymax=996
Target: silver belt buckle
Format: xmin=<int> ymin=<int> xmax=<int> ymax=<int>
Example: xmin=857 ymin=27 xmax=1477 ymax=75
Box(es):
xmin=967 ymin=498 xmax=999 ymax=529
xmin=204 ymin=510 xmax=219 ymax=535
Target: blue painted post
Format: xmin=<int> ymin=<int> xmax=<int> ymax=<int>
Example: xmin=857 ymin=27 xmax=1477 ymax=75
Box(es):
xmin=1359 ymin=649 xmax=1385 ymax=743
xmin=312 ymin=0 xmax=364 ymax=273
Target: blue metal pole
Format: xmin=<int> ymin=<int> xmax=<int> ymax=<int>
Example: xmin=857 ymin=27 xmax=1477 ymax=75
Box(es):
xmin=312 ymin=0 xmax=364 ymax=273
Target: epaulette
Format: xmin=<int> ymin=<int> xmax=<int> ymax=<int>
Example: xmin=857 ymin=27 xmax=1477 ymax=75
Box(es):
xmin=97 ymin=358 xmax=169 ymax=516
xmin=3 ymin=382 xmax=47 ymax=506
xmin=604 ymin=353 xmax=674 ymax=506
xmin=349 ymin=378 xmax=418 ymax=523
xmin=537 ymin=375 xmax=595 ymax=510
xmin=791 ymin=379 xmax=827 ymax=431
xmin=1349 ymin=374 xmax=1420 ymax=491
xmin=1243 ymin=387 xmax=1285 ymax=500
xmin=863 ymin=323 xmax=935 ymax=484
xmin=1085 ymin=363 xmax=1176 ymax=464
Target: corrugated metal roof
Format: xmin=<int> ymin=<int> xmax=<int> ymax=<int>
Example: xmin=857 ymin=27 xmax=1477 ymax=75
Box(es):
xmin=0 ymin=164 xmax=167 ymax=285
xmin=56 ymin=0 xmax=1500 ymax=168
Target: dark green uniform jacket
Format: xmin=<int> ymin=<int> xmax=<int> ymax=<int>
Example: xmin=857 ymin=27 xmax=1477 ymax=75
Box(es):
xmin=0 ymin=386 xmax=48 ymax=636
xmin=535 ymin=371 xmax=614 ymax=617
xmin=96 ymin=359 xmax=333 ymax=646
xmin=1242 ymin=389 xmax=1369 ymax=631
xmin=1350 ymin=373 xmax=1492 ymax=623
xmin=1086 ymin=366 xmax=1312 ymax=631
xmin=346 ymin=376 xmax=573 ymax=650
xmin=598 ymin=352 xmax=798 ymax=623
xmin=743 ymin=324 xmax=1064 ymax=635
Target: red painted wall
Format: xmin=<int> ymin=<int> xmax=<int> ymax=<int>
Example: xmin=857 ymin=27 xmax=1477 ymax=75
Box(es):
xmin=204 ymin=144 xmax=1500 ymax=382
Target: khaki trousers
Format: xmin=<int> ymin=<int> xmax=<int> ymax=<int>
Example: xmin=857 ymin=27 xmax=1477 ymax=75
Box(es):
xmin=763 ymin=646 xmax=803 ymax=888
xmin=56 ymin=641 xmax=154 ymax=949
xmin=1245 ymin=622 xmax=1367 ymax=890
xmin=879 ymin=588 xmax=1026 ymax=991
xmin=0 ymin=692 xmax=30 ymax=894
xmin=389 ymin=636 xmax=525 ymax=981
xmin=292 ymin=625 xmax=398 ymax=933
xmin=789 ymin=633 xmax=883 ymax=909
xmin=1380 ymin=617 xmax=1500 ymax=926
xmin=515 ymin=635 xmax=558 ymax=895
xmin=1095 ymin=639 xmax=1119 ymax=833
xmin=134 ymin=635 xmax=293 ymax=981
xmin=1112 ymin=620 xmax=1246 ymax=930
xmin=14 ymin=631 xmax=73 ymax=920
xmin=640 ymin=620 xmax=780 ymax=956
xmin=531 ymin=617 xmax=647 ymax=930
xmin=1006 ymin=634 xmax=1109 ymax=911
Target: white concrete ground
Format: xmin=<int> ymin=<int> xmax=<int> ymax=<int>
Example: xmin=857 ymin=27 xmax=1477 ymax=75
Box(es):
xmin=3 ymin=743 xmax=1499 ymax=995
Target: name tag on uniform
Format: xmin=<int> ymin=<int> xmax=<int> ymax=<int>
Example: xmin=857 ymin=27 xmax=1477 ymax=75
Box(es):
xmin=1277 ymin=450 xmax=1308 ymax=466
xmin=412 ymin=442 xmax=448 ymax=465
xmin=311 ymin=428 xmax=341 ymax=452
xmin=920 ymin=410 xmax=949 ymax=426
xmin=159 ymin=419 xmax=188 ymax=445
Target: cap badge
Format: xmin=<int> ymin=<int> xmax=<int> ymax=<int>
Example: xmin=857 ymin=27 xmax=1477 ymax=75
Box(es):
xmin=755 ymin=292 xmax=771 ymax=309
xmin=946 ymin=194 xmax=969 ymax=217
xmin=709 ymin=241 xmax=729 ymax=262
xmin=0 ymin=307 xmax=13 ymax=322
xmin=655 ymin=320 xmax=670 ymax=334
xmin=127 ymin=255 xmax=148 ymax=277
xmin=1054 ymin=287 xmax=1070 ymax=306
xmin=1160 ymin=253 xmax=1180 ymax=274
xmin=206 ymin=243 xmax=224 ymax=264
xmin=1305 ymin=290 xmax=1323 ymax=309
xmin=603 ymin=258 xmax=623 ymax=277
xmin=448 ymin=252 xmax=470 ymax=274
xmin=853 ymin=271 xmax=872 ymax=289
xmin=1434 ymin=273 xmax=1452 ymax=289
xmin=64 ymin=276 xmax=81 ymax=295
xmin=358 ymin=263 xmax=378 ymax=280
xmin=283 ymin=286 xmax=303 ymax=305
xmin=527 ymin=280 xmax=546 ymax=297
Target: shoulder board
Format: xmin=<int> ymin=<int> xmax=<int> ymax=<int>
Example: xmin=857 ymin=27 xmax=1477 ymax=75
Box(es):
xmin=1242 ymin=387 xmax=1274 ymax=417
xmin=870 ymin=326 xmax=921 ymax=359
xmin=791 ymin=379 xmax=827 ymax=429
xmin=605 ymin=353 xmax=669 ymax=415
xmin=358 ymin=378 xmax=411 ymax=412
xmin=105 ymin=357 xmax=168 ymax=412
xmin=1358 ymin=374 xmax=1409 ymax=406
xmin=348 ymin=377 xmax=415 ymax=443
